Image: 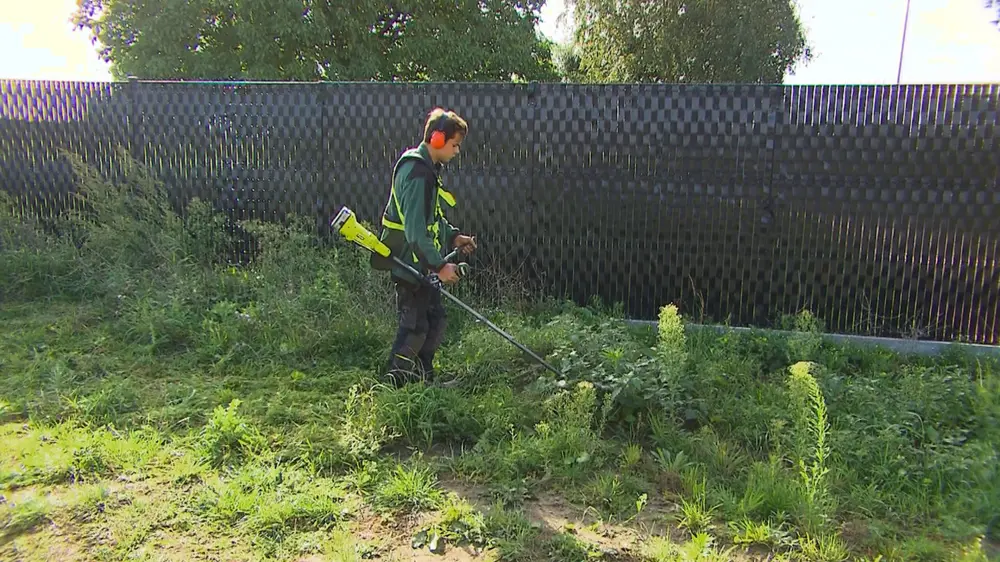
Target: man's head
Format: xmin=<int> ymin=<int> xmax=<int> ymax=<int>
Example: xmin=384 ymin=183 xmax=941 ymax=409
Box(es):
xmin=422 ymin=108 xmax=467 ymax=164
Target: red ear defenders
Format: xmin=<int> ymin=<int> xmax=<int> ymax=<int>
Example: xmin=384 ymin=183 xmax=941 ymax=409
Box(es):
xmin=429 ymin=115 xmax=448 ymax=149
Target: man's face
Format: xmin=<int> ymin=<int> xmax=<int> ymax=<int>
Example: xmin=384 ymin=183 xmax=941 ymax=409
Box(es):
xmin=436 ymin=134 xmax=463 ymax=163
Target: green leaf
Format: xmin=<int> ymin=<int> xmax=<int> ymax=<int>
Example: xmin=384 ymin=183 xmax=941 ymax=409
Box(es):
xmin=412 ymin=529 xmax=427 ymax=549
xmin=429 ymin=531 xmax=444 ymax=553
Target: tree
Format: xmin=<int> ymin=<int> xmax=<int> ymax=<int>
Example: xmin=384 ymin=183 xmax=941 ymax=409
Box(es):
xmin=551 ymin=42 xmax=587 ymax=82
xmin=562 ymin=0 xmax=811 ymax=84
xmin=71 ymin=0 xmax=560 ymax=82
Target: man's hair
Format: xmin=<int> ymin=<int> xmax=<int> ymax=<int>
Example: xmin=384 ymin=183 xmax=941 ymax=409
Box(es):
xmin=422 ymin=107 xmax=468 ymax=144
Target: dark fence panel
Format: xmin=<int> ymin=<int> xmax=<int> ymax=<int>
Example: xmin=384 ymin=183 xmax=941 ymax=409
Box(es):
xmin=530 ymin=83 xmax=784 ymax=327
xmin=768 ymin=84 xmax=1000 ymax=343
xmin=130 ymin=82 xmax=328 ymax=258
xmin=1 ymin=79 xmax=998 ymax=344
xmin=0 ymin=80 xmax=130 ymax=218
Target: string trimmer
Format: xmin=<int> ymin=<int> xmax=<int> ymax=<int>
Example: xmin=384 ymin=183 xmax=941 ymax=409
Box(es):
xmin=331 ymin=206 xmax=562 ymax=378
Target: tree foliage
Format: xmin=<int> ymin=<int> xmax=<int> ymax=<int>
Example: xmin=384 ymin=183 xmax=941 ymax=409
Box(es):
xmin=551 ymin=42 xmax=587 ymax=82
xmin=563 ymin=0 xmax=811 ymax=84
xmin=72 ymin=0 xmax=560 ymax=82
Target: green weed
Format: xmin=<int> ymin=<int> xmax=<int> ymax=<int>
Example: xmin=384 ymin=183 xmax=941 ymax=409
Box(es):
xmin=63 ymin=482 xmax=111 ymax=522
xmin=729 ymin=517 xmax=793 ymax=549
xmin=372 ymin=461 xmax=444 ymax=514
xmin=480 ymin=503 xmax=540 ymax=560
xmin=644 ymin=532 xmax=739 ymax=561
xmin=411 ymin=493 xmax=488 ymax=555
xmin=579 ymin=469 xmax=650 ymax=522
xmin=797 ymin=532 xmax=850 ymax=562
xmin=788 ymin=361 xmax=835 ymax=534
xmin=0 ymin=422 xmax=161 ymax=489
xmin=675 ymin=472 xmax=720 ymax=536
xmin=194 ymin=460 xmax=353 ymax=547
xmin=197 ymin=398 xmax=266 ymax=469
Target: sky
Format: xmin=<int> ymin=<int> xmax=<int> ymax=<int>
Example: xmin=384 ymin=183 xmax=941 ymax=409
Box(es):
xmin=1 ymin=0 xmax=999 ymax=84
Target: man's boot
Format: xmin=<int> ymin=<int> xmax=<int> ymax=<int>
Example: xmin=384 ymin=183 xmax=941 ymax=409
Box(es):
xmin=417 ymin=351 xmax=436 ymax=382
xmin=385 ymin=353 xmax=420 ymax=388
xmin=419 ymin=350 xmax=460 ymax=388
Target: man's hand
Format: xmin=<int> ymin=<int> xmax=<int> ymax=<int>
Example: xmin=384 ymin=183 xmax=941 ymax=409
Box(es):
xmin=438 ymin=263 xmax=460 ymax=284
xmin=454 ymin=235 xmax=477 ymax=255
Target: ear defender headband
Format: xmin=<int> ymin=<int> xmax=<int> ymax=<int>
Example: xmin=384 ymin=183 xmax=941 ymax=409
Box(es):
xmin=429 ymin=113 xmax=449 ymax=149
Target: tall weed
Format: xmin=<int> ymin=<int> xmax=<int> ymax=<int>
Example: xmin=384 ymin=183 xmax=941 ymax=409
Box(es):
xmin=1 ymin=151 xmax=397 ymax=371
xmin=780 ymin=310 xmax=825 ymax=363
xmin=787 ymin=361 xmax=834 ymax=534
xmin=194 ymin=460 xmax=352 ymax=552
xmin=339 ymin=385 xmax=395 ymax=463
xmin=653 ymin=303 xmax=691 ymax=417
xmin=59 ymin=149 xmax=196 ymax=300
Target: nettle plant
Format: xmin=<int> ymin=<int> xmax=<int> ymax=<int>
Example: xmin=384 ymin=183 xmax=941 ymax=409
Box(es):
xmin=541 ymin=305 xmax=690 ymax=426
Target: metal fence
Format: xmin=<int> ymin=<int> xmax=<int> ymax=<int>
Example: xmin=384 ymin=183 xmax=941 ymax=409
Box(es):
xmin=2 ymin=79 xmax=998 ymax=344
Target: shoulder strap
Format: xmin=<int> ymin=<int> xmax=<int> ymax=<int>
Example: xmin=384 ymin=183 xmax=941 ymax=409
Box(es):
xmin=385 ymin=149 xmax=437 ymax=229
xmin=391 ymin=149 xmax=456 ymax=208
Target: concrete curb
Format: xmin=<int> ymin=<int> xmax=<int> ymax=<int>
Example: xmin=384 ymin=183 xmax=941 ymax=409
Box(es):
xmin=624 ymin=320 xmax=1000 ymax=359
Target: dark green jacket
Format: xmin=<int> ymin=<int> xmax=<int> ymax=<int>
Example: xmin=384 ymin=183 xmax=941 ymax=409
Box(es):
xmin=372 ymin=143 xmax=460 ymax=285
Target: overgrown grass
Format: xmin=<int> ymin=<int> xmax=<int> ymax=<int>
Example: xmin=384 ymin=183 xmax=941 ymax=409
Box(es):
xmin=1 ymin=152 xmax=998 ymax=561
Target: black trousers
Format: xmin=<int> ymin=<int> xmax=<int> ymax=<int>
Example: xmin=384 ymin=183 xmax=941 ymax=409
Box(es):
xmin=386 ymin=280 xmax=447 ymax=386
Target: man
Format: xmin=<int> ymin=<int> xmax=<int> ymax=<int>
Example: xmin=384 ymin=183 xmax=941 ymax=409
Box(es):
xmin=372 ymin=107 xmax=477 ymax=387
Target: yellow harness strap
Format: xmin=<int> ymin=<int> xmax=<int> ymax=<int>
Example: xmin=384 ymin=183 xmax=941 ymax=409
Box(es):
xmin=383 ymin=187 xmax=456 ymax=231
xmin=438 ymin=188 xmax=456 ymax=207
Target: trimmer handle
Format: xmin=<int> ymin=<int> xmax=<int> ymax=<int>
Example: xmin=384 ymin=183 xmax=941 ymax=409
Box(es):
xmin=426 ymin=262 xmax=470 ymax=288
xmin=438 ymin=248 xmax=470 ymax=277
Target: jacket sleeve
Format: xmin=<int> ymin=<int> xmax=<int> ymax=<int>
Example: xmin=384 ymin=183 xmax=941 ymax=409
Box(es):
xmin=443 ymin=216 xmax=460 ymax=250
xmin=397 ymin=164 xmax=445 ymax=272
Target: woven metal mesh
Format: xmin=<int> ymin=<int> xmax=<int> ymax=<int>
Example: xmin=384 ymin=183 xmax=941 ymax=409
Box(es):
xmin=531 ymin=84 xmax=783 ymax=328
xmin=0 ymin=80 xmax=130 ymax=218
xmin=2 ymin=79 xmax=998 ymax=344
xmin=769 ymin=85 xmax=1000 ymax=343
